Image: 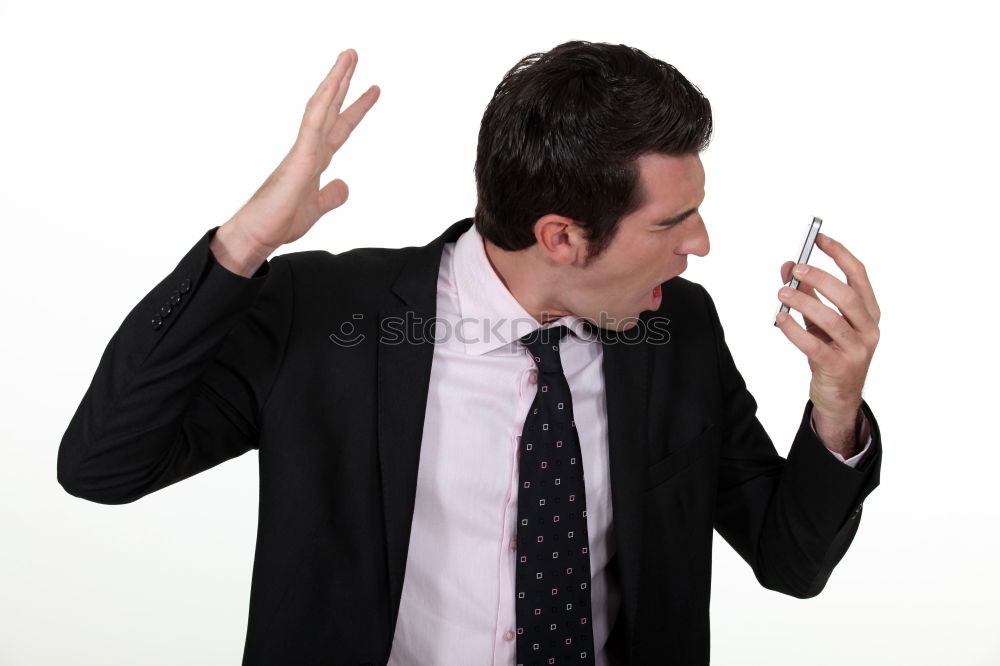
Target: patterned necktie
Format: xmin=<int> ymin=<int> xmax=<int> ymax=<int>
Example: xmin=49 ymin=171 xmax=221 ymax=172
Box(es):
xmin=515 ymin=324 xmax=596 ymax=665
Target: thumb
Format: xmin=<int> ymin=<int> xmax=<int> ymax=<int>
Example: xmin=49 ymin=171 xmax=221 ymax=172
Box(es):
xmin=318 ymin=178 xmax=349 ymax=216
xmin=780 ymin=260 xmax=795 ymax=284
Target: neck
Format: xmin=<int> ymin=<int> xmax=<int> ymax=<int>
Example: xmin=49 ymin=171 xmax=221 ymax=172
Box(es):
xmin=482 ymin=239 xmax=571 ymax=324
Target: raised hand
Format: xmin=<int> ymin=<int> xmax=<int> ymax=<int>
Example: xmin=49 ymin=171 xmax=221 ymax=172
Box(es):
xmin=211 ymin=49 xmax=380 ymax=276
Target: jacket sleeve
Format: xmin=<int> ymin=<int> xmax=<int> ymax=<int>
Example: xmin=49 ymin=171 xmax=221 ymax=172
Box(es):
xmin=702 ymin=285 xmax=882 ymax=599
xmin=57 ymin=226 xmax=294 ymax=504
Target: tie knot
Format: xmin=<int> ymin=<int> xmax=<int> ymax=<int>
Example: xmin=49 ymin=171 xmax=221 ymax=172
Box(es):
xmin=520 ymin=324 xmax=570 ymax=373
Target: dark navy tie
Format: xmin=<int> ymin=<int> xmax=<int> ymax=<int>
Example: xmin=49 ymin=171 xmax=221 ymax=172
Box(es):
xmin=515 ymin=324 xmax=596 ymax=665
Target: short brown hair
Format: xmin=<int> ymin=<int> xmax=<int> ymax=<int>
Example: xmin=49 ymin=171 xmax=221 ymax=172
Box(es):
xmin=474 ymin=40 xmax=713 ymax=262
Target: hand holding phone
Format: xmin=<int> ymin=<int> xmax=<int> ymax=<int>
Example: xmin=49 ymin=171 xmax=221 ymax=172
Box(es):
xmin=774 ymin=216 xmax=822 ymax=326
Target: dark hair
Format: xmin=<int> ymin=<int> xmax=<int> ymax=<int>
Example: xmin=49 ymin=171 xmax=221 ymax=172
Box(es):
xmin=474 ymin=40 xmax=713 ymax=263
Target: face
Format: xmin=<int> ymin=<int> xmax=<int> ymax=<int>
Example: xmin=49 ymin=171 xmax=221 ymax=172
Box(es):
xmin=563 ymin=152 xmax=709 ymax=330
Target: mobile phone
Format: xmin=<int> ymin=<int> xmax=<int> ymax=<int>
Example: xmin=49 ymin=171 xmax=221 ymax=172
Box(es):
xmin=774 ymin=216 xmax=822 ymax=326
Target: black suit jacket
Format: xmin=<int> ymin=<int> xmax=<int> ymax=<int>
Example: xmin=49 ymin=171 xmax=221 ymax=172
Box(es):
xmin=58 ymin=217 xmax=881 ymax=665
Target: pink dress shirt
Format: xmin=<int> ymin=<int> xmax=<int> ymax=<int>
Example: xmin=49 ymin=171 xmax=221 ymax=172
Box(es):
xmin=386 ymin=225 xmax=871 ymax=665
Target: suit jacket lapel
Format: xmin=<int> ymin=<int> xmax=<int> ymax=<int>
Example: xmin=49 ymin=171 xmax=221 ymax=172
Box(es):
xmin=376 ymin=217 xmax=650 ymax=650
xmin=601 ymin=330 xmax=650 ymax=650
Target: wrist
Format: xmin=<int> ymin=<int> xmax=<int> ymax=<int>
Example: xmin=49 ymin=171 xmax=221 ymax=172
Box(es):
xmin=812 ymin=404 xmax=863 ymax=458
xmin=210 ymin=221 xmax=275 ymax=278
xmin=813 ymin=402 xmax=861 ymax=423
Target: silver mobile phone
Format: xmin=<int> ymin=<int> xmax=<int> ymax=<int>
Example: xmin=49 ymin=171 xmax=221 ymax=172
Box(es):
xmin=774 ymin=216 xmax=822 ymax=326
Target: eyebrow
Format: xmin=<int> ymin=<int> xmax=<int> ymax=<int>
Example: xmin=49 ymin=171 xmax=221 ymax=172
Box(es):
xmin=655 ymin=208 xmax=698 ymax=227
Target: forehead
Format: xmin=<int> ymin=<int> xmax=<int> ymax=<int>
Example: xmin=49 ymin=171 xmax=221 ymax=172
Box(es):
xmin=634 ymin=152 xmax=705 ymax=212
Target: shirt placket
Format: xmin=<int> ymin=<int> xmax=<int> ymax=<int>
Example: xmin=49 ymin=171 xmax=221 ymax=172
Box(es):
xmin=493 ymin=359 xmax=540 ymax=664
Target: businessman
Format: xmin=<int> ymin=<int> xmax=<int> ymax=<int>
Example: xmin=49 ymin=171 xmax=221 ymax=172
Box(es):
xmin=58 ymin=42 xmax=882 ymax=665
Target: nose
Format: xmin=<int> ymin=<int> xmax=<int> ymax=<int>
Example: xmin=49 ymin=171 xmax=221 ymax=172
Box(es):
xmin=678 ymin=215 xmax=710 ymax=257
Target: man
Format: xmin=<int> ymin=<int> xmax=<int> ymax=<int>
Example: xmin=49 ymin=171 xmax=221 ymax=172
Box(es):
xmin=58 ymin=41 xmax=882 ymax=665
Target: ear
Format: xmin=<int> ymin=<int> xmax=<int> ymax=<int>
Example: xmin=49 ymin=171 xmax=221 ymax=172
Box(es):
xmin=533 ymin=214 xmax=589 ymax=265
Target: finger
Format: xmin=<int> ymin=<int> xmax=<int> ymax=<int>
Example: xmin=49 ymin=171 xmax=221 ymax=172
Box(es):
xmin=326 ymin=85 xmax=380 ymax=153
xmin=788 ymin=284 xmax=830 ymax=342
xmin=781 ymin=260 xmax=823 ymax=335
xmin=780 ymin=260 xmax=794 ymax=284
xmin=323 ymin=49 xmax=358 ymax=134
xmin=317 ymin=178 xmax=349 ymax=215
xmin=778 ymin=284 xmax=862 ymax=351
xmin=790 ymin=261 xmax=876 ymax=334
xmin=816 ymin=233 xmax=881 ymax=325
xmin=800 ymin=280 xmax=819 ymax=301
xmin=805 ymin=292 xmax=827 ymax=331
xmin=299 ymin=51 xmax=352 ymax=143
xmin=781 ymin=261 xmax=819 ymax=299
xmin=774 ymin=308 xmax=838 ymax=367
xmin=317 ymin=50 xmax=351 ymax=96
xmin=798 ymin=283 xmax=826 ymax=338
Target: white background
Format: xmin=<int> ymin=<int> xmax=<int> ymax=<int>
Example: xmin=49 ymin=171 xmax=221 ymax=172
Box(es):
xmin=2 ymin=0 xmax=997 ymax=664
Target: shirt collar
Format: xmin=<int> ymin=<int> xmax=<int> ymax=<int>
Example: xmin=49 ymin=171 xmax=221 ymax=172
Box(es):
xmin=451 ymin=223 xmax=598 ymax=356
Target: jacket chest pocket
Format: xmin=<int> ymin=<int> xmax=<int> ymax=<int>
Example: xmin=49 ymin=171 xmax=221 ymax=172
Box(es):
xmin=643 ymin=422 xmax=717 ymax=492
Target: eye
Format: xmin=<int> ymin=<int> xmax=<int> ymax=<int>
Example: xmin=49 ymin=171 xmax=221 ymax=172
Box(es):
xmin=653 ymin=222 xmax=680 ymax=232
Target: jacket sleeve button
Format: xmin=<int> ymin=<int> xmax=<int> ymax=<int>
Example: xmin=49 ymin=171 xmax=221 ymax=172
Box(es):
xmin=159 ymin=303 xmax=173 ymax=317
xmin=151 ymin=315 xmax=163 ymax=330
xmin=169 ymin=290 xmax=182 ymax=305
xmin=179 ymin=278 xmax=192 ymax=294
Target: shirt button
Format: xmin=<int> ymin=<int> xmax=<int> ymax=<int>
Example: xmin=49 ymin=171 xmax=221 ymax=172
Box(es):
xmin=528 ymin=370 xmax=537 ymax=384
xmin=503 ymin=630 xmax=515 ymax=641
xmin=510 ymin=537 xmax=517 ymax=550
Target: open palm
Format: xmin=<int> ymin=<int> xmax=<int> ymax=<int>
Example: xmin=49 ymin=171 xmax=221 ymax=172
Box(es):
xmin=233 ymin=49 xmax=380 ymax=253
